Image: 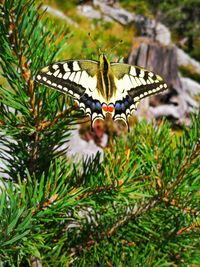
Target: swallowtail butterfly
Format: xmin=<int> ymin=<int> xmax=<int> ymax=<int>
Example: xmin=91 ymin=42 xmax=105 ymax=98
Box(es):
xmin=36 ymin=54 xmax=168 ymax=128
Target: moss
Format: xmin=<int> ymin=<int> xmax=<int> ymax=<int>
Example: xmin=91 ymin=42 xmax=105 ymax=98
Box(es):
xmin=119 ymin=0 xmax=153 ymax=17
xmin=179 ymin=65 xmax=200 ymax=84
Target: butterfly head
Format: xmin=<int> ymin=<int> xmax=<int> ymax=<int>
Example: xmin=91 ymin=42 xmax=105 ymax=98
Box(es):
xmin=99 ymin=54 xmax=110 ymax=71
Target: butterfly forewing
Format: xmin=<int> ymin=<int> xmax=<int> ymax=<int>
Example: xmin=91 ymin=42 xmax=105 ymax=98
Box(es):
xmin=36 ymin=59 xmax=105 ymax=124
xmin=36 ymin=60 xmax=99 ymax=98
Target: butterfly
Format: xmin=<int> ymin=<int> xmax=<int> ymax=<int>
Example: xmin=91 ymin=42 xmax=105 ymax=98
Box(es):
xmin=36 ymin=54 xmax=168 ymax=129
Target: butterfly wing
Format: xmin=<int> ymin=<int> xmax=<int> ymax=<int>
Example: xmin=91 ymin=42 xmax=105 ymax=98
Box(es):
xmin=35 ymin=60 xmax=105 ymax=124
xmin=111 ymin=63 xmax=168 ymax=124
xmin=36 ymin=58 xmax=168 ymax=128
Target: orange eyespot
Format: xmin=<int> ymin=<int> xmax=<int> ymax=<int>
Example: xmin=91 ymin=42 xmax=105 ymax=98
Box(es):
xmin=102 ymin=104 xmax=108 ymax=112
xmin=102 ymin=104 xmax=114 ymax=113
xmin=107 ymin=105 xmax=114 ymax=113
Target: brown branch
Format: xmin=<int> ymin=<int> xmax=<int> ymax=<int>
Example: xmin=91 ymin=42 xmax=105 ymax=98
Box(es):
xmin=68 ymin=197 xmax=160 ymax=261
xmin=31 ymin=193 xmax=59 ymax=215
xmin=162 ymin=197 xmax=199 ymax=215
xmin=21 ymin=54 xmax=36 ymax=117
xmin=164 ymin=141 xmax=199 ymax=198
xmin=36 ymin=106 xmax=77 ymax=132
xmin=0 ymin=120 xmax=5 ymax=126
xmin=107 ymin=198 xmax=159 ymax=237
xmin=176 ymin=223 xmax=200 ymax=235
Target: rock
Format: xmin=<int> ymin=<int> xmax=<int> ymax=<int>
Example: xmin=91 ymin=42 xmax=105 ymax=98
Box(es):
xmin=77 ymin=4 xmax=113 ymax=22
xmin=138 ymin=18 xmax=171 ymax=46
xmin=180 ymin=77 xmax=200 ymax=95
xmin=93 ymin=0 xmax=143 ymax=25
xmin=77 ymin=4 xmax=102 ymax=20
xmin=66 ymin=128 xmax=105 ymax=162
xmin=93 ymin=0 xmax=171 ymax=45
xmin=42 ymin=5 xmax=78 ymax=27
xmin=84 ymin=1 xmax=200 ymax=72
xmin=177 ymin=47 xmax=200 ymax=73
xmin=135 ymin=98 xmax=153 ymax=122
xmin=128 ymin=37 xmax=200 ymax=124
xmin=150 ymin=105 xmax=180 ymax=119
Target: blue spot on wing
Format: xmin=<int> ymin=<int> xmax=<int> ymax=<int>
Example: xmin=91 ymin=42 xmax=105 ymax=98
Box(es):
xmin=95 ymin=102 xmax=102 ymax=111
xmin=115 ymin=103 xmax=121 ymax=111
xmin=114 ymin=95 xmax=134 ymax=115
xmin=79 ymin=94 xmax=103 ymax=115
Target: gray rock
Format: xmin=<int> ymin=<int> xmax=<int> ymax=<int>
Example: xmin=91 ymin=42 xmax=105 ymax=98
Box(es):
xmin=93 ymin=0 xmax=171 ymax=45
xmin=180 ymin=77 xmax=200 ymax=95
xmin=42 ymin=5 xmax=78 ymax=27
xmin=177 ymin=47 xmax=200 ymax=73
xmin=77 ymin=4 xmax=113 ymax=22
xmin=58 ymin=127 xmax=106 ymax=163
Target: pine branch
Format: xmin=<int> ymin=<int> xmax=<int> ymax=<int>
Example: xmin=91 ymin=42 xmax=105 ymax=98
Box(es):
xmin=0 ymin=0 xmax=79 ymax=181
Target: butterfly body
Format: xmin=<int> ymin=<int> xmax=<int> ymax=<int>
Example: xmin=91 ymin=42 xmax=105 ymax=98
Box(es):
xmin=36 ymin=54 xmax=168 ymax=127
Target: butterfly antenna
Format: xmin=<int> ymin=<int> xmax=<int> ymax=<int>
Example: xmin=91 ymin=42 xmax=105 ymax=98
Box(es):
xmin=88 ymin=32 xmax=103 ymax=55
xmin=108 ymin=39 xmax=123 ymax=58
xmin=109 ymin=39 xmax=123 ymax=53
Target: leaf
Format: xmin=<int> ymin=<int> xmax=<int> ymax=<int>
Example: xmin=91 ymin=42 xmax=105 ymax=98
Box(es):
xmin=7 ymin=208 xmax=25 ymax=235
xmin=3 ymin=230 xmax=30 ymax=246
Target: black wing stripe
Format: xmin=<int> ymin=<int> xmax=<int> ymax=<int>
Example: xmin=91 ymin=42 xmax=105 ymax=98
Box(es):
xmin=36 ymin=71 xmax=86 ymax=98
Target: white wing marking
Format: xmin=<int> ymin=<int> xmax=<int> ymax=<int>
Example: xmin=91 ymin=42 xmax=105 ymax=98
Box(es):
xmin=69 ymin=72 xmax=76 ymax=81
xmin=79 ymin=71 xmax=89 ymax=87
xmin=148 ymin=72 xmax=154 ymax=77
xmin=135 ymin=77 xmax=142 ymax=86
xmin=130 ymin=66 xmax=136 ymax=76
xmin=73 ymin=61 xmax=80 ymax=71
xmin=122 ymin=74 xmax=133 ymax=89
xmin=134 ymin=96 xmax=139 ymax=102
xmin=87 ymin=75 xmax=97 ymax=91
xmin=63 ymin=72 xmax=70 ymax=80
xmin=73 ymin=71 xmax=81 ymax=84
xmin=130 ymin=76 xmax=138 ymax=88
xmin=52 ymin=64 xmax=59 ymax=70
xmin=139 ymin=77 xmax=147 ymax=85
xmin=139 ymin=69 xmax=145 ymax=78
xmin=53 ymin=70 xmax=60 ymax=77
xmin=63 ymin=63 xmax=70 ymax=72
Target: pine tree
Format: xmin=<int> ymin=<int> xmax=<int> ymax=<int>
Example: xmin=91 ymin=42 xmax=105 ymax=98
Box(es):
xmin=0 ymin=0 xmax=200 ymax=266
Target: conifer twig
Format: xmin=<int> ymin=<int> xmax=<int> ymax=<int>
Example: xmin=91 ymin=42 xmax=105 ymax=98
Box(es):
xmin=68 ymin=198 xmax=160 ymax=259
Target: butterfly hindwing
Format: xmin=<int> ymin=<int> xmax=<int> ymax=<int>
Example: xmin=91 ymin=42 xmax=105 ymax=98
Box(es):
xmin=110 ymin=63 xmax=168 ymax=123
xmin=78 ymin=93 xmax=105 ymax=124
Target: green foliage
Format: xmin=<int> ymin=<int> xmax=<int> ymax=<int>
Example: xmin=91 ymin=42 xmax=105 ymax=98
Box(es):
xmin=153 ymin=0 xmax=200 ymax=57
xmin=0 ymin=117 xmax=199 ymax=266
xmin=0 ymin=0 xmax=80 ymax=181
xmin=0 ymin=0 xmax=199 ymax=266
xmin=119 ymin=0 xmax=152 ymax=16
xmin=179 ymin=65 xmax=200 ymax=84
